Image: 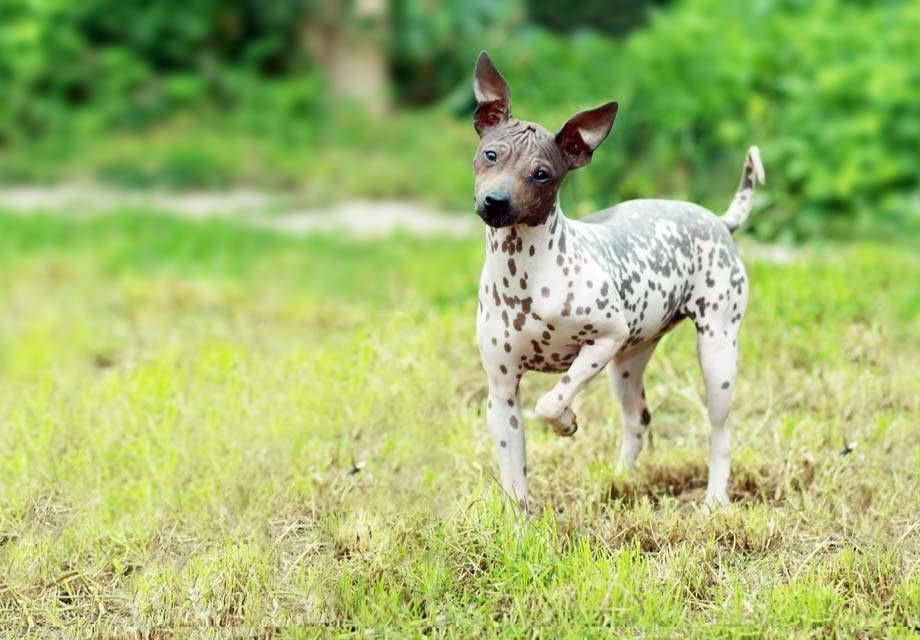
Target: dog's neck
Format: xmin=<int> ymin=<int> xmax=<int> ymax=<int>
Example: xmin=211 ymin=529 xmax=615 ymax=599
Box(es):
xmin=483 ymin=203 xmax=569 ymax=278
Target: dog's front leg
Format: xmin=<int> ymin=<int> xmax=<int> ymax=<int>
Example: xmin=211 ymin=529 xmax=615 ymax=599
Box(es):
xmin=485 ymin=377 xmax=528 ymax=508
xmin=535 ymin=337 xmax=622 ymax=436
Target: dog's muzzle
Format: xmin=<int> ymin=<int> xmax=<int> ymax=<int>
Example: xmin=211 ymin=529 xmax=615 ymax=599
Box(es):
xmin=477 ymin=193 xmax=515 ymax=228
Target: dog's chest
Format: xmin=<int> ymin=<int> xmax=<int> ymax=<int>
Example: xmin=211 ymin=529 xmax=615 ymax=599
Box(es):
xmin=476 ymin=249 xmax=615 ymax=374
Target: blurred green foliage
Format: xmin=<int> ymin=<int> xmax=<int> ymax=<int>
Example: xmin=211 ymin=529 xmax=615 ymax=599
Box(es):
xmin=1 ymin=0 xmax=919 ymax=242
xmin=484 ymin=0 xmax=920 ymax=241
xmin=0 ymin=0 xmax=314 ymax=138
xmin=528 ymin=0 xmax=671 ymax=37
xmin=390 ymin=0 xmax=520 ymax=106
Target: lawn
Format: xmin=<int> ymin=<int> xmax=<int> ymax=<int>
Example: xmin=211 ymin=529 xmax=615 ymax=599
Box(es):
xmin=0 ymin=210 xmax=918 ymax=637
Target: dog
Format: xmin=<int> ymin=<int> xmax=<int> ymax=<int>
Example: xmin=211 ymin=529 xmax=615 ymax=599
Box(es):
xmin=471 ymin=51 xmax=765 ymax=509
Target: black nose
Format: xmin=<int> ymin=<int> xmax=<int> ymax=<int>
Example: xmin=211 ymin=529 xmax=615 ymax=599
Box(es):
xmin=483 ymin=194 xmax=510 ymax=216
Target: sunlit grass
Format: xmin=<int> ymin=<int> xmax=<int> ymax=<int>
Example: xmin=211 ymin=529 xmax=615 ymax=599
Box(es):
xmin=0 ymin=211 xmax=918 ymax=636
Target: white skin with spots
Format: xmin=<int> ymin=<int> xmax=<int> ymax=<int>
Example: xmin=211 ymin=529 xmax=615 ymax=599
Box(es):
xmin=471 ymin=52 xmax=765 ymax=509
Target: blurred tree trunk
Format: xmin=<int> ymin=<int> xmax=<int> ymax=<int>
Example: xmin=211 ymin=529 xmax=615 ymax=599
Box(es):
xmin=302 ymin=0 xmax=390 ymax=115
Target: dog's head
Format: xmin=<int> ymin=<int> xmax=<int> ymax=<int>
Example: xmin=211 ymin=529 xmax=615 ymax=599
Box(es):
xmin=472 ymin=51 xmax=618 ymax=229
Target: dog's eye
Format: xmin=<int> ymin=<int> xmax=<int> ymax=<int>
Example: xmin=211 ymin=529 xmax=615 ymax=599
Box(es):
xmin=533 ymin=169 xmax=552 ymax=183
xmin=483 ymin=150 xmax=497 ymax=164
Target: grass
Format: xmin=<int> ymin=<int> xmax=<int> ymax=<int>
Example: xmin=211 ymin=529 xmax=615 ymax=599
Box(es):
xmin=0 ymin=109 xmax=479 ymax=213
xmin=0 ymin=210 xmax=919 ymax=637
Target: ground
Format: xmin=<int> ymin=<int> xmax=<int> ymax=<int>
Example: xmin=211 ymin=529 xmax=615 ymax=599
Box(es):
xmin=0 ymin=209 xmax=918 ymax=638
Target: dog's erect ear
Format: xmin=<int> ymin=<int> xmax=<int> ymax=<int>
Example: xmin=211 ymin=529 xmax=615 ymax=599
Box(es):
xmin=473 ymin=51 xmax=511 ymax=135
xmin=555 ymin=102 xmax=618 ymax=169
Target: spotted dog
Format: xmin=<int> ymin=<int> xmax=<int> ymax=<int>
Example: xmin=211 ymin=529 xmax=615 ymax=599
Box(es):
xmin=472 ymin=52 xmax=765 ymax=509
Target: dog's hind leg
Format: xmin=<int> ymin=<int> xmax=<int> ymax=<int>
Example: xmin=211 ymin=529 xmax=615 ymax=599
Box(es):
xmin=608 ymin=340 xmax=659 ymax=473
xmin=696 ymin=326 xmax=741 ymax=506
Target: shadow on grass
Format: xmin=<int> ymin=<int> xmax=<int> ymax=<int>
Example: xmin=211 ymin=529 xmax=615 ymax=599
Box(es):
xmin=604 ymin=456 xmax=816 ymax=508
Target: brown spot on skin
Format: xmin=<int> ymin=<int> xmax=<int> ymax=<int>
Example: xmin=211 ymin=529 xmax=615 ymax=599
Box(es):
xmin=541 ymin=287 xmax=550 ymax=297
xmin=529 ymin=245 xmax=535 ymax=257
xmin=622 ymin=371 xmax=630 ymax=379
xmin=721 ymin=381 xmax=731 ymax=389
xmin=640 ymin=408 xmax=651 ymax=426
xmin=504 ymin=343 xmax=512 ymax=353
xmin=510 ymin=416 xmax=519 ymax=429
xmin=507 ymin=398 xmax=514 ymax=407
xmin=561 ymin=375 xmax=571 ymax=384
xmin=508 ymin=259 xmax=517 ymax=276
xmin=500 ymin=440 xmax=507 ymax=448
xmin=542 ymin=331 xmax=551 ymax=340
xmin=556 ymin=255 xmax=564 ymax=267
xmin=520 ymin=278 xmax=527 ymax=289
xmin=513 ymin=313 xmax=526 ymax=331
xmin=562 ymin=293 xmax=574 ymax=317
xmin=499 ymin=365 xmax=508 ymax=374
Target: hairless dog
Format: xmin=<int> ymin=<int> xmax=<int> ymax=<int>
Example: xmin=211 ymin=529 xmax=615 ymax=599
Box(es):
xmin=471 ymin=52 xmax=765 ymax=509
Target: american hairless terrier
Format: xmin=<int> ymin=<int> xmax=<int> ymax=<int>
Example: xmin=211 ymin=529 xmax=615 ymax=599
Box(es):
xmin=471 ymin=52 xmax=765 ymax=509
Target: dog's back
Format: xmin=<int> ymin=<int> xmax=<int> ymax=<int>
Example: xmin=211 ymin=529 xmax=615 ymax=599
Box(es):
xmin=572 ymin=198 xmax=747 ymax=352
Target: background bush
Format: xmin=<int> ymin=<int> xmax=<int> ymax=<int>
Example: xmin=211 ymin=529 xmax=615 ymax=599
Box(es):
xmin=1 ymin=0 xmax=918 ymax=242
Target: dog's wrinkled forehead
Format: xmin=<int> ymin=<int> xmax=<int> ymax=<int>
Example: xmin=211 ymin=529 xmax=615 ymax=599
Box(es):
xmin=480 ymin=118 xmax=568 ymax=172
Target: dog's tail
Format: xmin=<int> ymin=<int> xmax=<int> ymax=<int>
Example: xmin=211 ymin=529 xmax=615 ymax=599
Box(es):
xmin=721 ymin=146 xmax=765 ymax=233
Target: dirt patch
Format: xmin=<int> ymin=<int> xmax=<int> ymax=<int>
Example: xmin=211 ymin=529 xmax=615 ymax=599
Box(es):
xmin=605 ymin=458 xmax=810 ymax=507
xmin=0 ymin=186 xmax=476 ymax=237
xmin=0 ymin=186 xmax=807 ymax=256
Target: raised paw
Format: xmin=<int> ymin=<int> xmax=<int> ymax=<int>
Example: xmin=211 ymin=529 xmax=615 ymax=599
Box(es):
xmin=549 ymin=406 xmax=578 ymax=437
xmin=534 ymin=393 xmax=578 ymax=437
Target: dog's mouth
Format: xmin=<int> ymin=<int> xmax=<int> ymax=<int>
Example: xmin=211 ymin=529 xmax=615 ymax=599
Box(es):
xmin=476 ymin=207 xmax=516 ymax=228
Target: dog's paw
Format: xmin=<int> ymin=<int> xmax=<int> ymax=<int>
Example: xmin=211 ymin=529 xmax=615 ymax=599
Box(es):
xmin=534 ymin=393 xmax=559 ymax=421
xmin=534 ymin=394 xmax=578 ymax=437
xmin=704 ymin=489 xmax=730 ymax=508
xmin=550 ymin=406 xmax=578 ymax=437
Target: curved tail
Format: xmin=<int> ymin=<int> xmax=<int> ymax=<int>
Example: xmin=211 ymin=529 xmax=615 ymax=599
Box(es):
xmin=721 ymin=146 xmax=765 ymax=233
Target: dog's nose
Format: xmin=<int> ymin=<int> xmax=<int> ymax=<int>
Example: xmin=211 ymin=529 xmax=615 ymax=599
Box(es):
xmin=483 ymin=194 xmax=510 ymax=215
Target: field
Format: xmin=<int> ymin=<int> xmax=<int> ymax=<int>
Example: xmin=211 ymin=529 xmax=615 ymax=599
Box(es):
xmin=1 ymin=210 xmax=919 ymax=638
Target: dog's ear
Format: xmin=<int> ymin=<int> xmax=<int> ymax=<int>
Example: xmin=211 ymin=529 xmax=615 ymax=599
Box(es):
xmin=473 ymin=51 xmax=511 ymax=136
xmin=555 ymin=102 xmax=618 ymax=169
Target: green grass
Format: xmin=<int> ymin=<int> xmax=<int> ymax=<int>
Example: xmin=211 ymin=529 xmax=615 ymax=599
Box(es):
xmin=0 ymin=210 xmax=919 ymax=637
xmin=0 ymin=109 xmax=478 ymax=213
